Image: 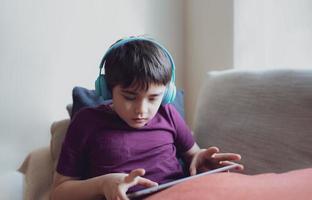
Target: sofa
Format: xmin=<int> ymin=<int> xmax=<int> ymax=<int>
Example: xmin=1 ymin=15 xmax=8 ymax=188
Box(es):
xmin=11 ymin=69 xmax=312 ymax=199
xmin=194 ymin=68 xmax=312 ymax=174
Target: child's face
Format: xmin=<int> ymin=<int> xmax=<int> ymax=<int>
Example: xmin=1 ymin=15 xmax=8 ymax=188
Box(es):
xmin=111 ymin=83 xmax=166 ymax=128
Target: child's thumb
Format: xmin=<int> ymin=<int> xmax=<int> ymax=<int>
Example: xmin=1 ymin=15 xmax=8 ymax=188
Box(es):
xmin=190 ymin=168 xmax=196 ymax=176
xmin=189 ymin=162 xmax=197 ymax=176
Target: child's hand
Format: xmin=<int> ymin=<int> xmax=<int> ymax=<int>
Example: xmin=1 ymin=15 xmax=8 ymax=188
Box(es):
xmin=189 ymin=146 xmax=244 ymax=176
xmin=100 ymin=168 xmax=158 ymax=200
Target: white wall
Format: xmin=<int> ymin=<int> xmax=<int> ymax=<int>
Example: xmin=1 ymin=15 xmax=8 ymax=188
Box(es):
xmin=184 ymin=0 xmax=234 ymax=128
xmin=234 ymin=0 xmax=312 ymax=68
xmin=0 ymin=0 xmax=185 ymax=172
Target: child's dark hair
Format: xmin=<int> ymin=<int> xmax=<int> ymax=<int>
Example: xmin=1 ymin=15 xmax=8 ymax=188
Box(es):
xmin=104 ymin=39 xmax=172 ymax=91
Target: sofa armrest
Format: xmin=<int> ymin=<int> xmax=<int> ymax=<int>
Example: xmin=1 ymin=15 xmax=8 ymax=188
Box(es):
xmin=50 ymin=119 xmax=70 ymax=167
xmin=18 ymin=147 xmax=53 ymax=200
xmin=146 ymin=168 xmax=312 ymax=200
xmin=17 ymin=118 xmax=70 ymax=200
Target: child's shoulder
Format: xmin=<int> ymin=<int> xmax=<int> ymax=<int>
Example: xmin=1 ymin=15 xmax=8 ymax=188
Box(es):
xmin=158 ymin=104 xmax=180 ymax=118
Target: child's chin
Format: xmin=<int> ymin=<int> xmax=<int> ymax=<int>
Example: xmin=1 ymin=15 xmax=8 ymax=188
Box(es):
xmin=128 ymin=122 xmax=147 ymax=128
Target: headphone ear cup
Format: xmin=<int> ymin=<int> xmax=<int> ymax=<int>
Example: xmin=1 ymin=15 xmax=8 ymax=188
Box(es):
xmin=95 ymin=75 xmax=102 ymax=96
xmin=95 ymin=74 xmax=112 ymax=100
xmin=162 ymin=81 xmax=176 ymax=105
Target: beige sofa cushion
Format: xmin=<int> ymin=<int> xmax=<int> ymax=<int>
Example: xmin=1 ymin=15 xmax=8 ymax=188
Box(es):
xmin=194 ymin=69 xmax=312 ymax=174
xmin=18 ymin=147 xmax=53 ymax=200
xmin=50 ymin=119 xmax=70 ymax=168
xmin=18 ymin=119 xmax=70 ymax=200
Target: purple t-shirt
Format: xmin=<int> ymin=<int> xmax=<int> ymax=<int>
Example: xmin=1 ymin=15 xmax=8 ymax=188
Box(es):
xmin=57 ymin=104 xmax=195 ymax=192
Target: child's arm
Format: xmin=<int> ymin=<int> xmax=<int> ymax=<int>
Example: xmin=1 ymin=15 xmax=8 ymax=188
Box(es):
xmin=50 ymin=168 xmax=158 ymax=200
xmin=182 ymin=143 xmax=244 ymax=176
xmin=50 ymin=172 xmax=102 ymax=200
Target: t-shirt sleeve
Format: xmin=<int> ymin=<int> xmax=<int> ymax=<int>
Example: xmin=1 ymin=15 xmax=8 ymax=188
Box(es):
xmin=167 ymin=104 xmax=195 ymax=155
xmin=56 ymin=110 xmax=90 ymax=178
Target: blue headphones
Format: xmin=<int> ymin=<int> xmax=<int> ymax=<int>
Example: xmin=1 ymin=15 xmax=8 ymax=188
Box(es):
xmin=95 ymin=37 xmax=176 ymax=105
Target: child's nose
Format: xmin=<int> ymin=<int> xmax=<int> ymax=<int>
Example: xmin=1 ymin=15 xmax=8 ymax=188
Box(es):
xmin=135 ymin=100 xmax=148 ymax=114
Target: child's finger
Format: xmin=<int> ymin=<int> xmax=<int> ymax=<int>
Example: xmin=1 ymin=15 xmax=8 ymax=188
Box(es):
xmin=213 ymin=153 xmax=241 ymax=162
xmin=117 ymin=190 xmax=130 ymax=200
xmin=122 ymin=174 xmax=157 ymax=192
xmin=189 ymin=167 xmax=196 ymax=176
xmin=189 ymin=156 xmax=198 ymax=176
xmin=137 ymin=177 xmax=158 ymax=187
xmin=219 ymin=161 xmax=244 ymax=170
xmin=202 ymin=147 xmax=220 ymax=159
xmin=124 ymin=168 xmax=145 ymax=183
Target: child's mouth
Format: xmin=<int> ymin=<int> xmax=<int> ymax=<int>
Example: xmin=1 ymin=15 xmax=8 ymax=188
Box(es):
xmin=132 ymin=118 xmax=147 ymax=123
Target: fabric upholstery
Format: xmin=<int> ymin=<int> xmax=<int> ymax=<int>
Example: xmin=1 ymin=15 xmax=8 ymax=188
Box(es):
xmin=17 ymin=119 xmax=70 ymax=200
xmin=71 ymin=86 xmax=111 ymax=118
xmin=18 ymin=147 xmax=53 ymax=200
xmin=50 ymin=119 xmax=70 ymax=168
xmin=146 ymin=168 xmax=312 ymax=200
xmin=194 ymin=69 xmax=312 ymax=174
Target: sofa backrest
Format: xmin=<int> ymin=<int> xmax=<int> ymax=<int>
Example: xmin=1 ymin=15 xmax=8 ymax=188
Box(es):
xmin=194 ymin=69 xmax=312 ymax=174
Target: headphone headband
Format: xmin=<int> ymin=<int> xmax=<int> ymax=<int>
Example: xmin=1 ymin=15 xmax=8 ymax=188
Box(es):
xmin=98 ymin=37 xmax=175 ymax=83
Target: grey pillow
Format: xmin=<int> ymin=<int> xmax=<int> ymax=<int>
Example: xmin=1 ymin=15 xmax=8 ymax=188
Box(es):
xmin=194 ymin=69 xmax=312 ymax=174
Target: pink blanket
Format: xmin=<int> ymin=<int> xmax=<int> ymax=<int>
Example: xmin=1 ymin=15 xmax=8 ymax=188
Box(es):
xmin=146 ymin=168 xmax=312 ymax=200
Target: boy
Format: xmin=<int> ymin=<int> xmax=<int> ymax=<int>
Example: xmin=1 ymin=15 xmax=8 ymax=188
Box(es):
xmin=51 ymin=36 xmax=243 ymax=200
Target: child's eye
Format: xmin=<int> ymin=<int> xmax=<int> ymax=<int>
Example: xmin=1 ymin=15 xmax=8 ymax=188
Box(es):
xmin=123 ymin=95 xmax=136 ymax=101
xmin=149 ymin=97 xmax=159 ymax=102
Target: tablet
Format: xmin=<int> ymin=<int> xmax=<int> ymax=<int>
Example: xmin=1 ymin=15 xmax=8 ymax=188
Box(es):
xmin=127 ymin=164 xmax=239 ymax=199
